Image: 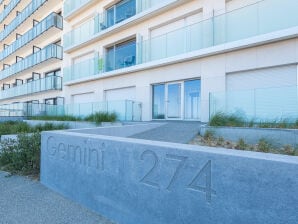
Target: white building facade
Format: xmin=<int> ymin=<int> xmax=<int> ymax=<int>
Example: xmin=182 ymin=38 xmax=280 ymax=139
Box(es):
xmin=2 ymin=0 xmax=295 ymax=121
xmin=63 ymin=0 xmax=298 ymax=122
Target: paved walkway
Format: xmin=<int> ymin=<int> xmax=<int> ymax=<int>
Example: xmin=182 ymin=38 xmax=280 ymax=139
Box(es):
xmin=130 ymin=121 xmax=202 ymax=143
xmin=0 ymin=172 xmax=114 ymax=224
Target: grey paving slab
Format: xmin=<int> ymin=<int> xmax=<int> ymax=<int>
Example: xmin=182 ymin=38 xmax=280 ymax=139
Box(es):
xmin=67 ymin=122 xmax=165 ymax=137
xmin=129 ymin=121 xmax=202 ymax=143
xmin=0 ymin=171 xmax=115 ymax=224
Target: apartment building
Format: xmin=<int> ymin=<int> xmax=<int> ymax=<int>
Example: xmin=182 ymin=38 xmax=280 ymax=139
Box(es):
xmin=62 ymin=0 xmax=298 ymax=122
xmin=0 ymin=0 xmax=63 ymax=116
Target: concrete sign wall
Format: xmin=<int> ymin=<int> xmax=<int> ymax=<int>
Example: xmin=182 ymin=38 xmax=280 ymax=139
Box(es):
xmin=41 ymin=131 xmax=298 ymax=224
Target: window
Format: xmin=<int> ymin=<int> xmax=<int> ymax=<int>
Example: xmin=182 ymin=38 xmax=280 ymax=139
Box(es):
xmin=106 ymin=39 xmax=136 ymax=72
xmin=45 ymin=69 xmax=61 ymax=90
xmin=152 ymin=80 xmax=201 ymax=120
xmin=106 ymin=0 xmax=136 ymax=27
xmin=45 ymin=69 xmax=61 ymax=77
xmin=44 ymin=98 xmax=56 ymax=105
xmin=152 ymin=84 xmax=165 ymax=119
xmin=184 ymin=80 xmax=200 ymax=120
xmin=45 ymin=97 xmax=64 ymax=105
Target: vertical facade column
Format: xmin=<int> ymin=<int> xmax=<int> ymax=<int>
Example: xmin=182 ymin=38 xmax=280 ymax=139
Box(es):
xmin=200 ymin=0 xmax=227 ymax=122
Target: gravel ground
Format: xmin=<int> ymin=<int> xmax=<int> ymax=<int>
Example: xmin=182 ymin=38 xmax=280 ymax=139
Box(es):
xmin=0 ymin=171 xmax=115 ymax=224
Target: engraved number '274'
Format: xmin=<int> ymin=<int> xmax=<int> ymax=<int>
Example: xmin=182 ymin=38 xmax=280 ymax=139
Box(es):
xmin=139 ymin=150 xmax=216 ymax=202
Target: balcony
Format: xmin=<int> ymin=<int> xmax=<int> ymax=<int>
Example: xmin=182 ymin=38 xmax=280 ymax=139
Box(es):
xmin=0 ymin=44 xmax=63 ymax=81
xmin=64 ymin=0 xmax=96 ymax=19
xmin=0 ymin=0 xmax=60 ymax=43
xmin=0 ymin=0 xmax=21 ymax=24
xmin=64 ymin=0 xmax=298 ymax=83
xmin=0 ymin=75 xmax=62 ymax=100
xmin=63 ymin=0 xmax=175 ymax=51
xmin=0 ymin=0 xmax=46 ymax=41
xmin=64 ymin=39 xmax=136 ymax=82
xmin=0 ymin=12 xmax=62 ymax=63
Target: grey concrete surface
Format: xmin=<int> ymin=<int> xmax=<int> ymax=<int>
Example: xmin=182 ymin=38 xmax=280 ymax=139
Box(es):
xmin=68 ymin=121 xmax=201 ymax=143
xmin=201 ymin=125 xmax=298 ymax=147
xmin=130 ymin=121 xmax=201 ymax=143
xmin=67 ymin=122 xmax=165 ymax=137
xmin=41 ymin=131 xmax=298 ymax=224
xmin=0 ymin=171 xmax=114 ymax=224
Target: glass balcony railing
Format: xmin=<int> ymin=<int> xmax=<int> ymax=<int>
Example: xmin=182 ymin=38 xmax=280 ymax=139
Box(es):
xmin=209 ymin=85 xmax=298 ymax=121
xmin=0 ymin=100 xmax=142 ymax=121
xmin=64 ymin=0 xmax=169 ymax=49
xmin=0 ymin=0 xmax=47 ymax=41
xmin=64 ymin=56 xmax=100 ymax=82
xmin=0 ymin=0 xmax=21 ymax=23
xmin=64 ymin=0 xmax=298 ymax=82
xmin=0 ymin=44 xmax=63 ymax=80
xmin=140 ymin=0 xmax=298 ymax=62
xmin=64 ymin=0 xmax=92 ymax=17
xmin=0 ymin=12 xmax=62 ymax=61
xmin=0 ymin=75 xmax=62 ymax=100
xmin=63 ymin=0 xmax=159 ymax=18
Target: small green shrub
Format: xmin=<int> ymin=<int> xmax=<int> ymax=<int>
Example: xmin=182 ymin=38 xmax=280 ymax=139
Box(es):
xmin=248 ymin=119 xmax=255 ymax=127
xmin=282 ymin=145 xmax=295 ymax=156
xmin=257 ymin=138 xmax=272 ymax=153
xmin=0 ymin=132 xmax=41 ymax=175
xmin=84 ymin=112 xmax=117 ymax=124
xmin=236 ymin=138 xmax=248 ymax=150
xmin=0 ymin=121 xmax=67 ymax=137
xmin=216 ymin=137 xmax=225 ymax=146
xmin=276 ymin=119 xmax=289 ymax=129
xmin=33 ymin=123 xmax=68 ymax=132
xmin=294 ymin=120 xmax=298 ymax=128
xmin=210 ymin=113 xmax=298 ymax=129
xmin=203 ymin=130 xmax=215 ymax=140
xmin=0 ymin=121 xmax=31 ymax=136
xmin=209 ymin=112 xmax=245 ymax=127
xmin=203 ymin=130 xmax=216 ymax=146
xmin=29 ymin=115 xmax=81 ymax=121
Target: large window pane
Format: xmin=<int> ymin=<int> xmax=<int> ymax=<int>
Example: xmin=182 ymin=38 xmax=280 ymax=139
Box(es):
xmin=167 ymin=83 xmax=181 ymax=118
xmin=115 ymin=39 xmax=136 ymax=69
xmin=106 ymin=39 xmax=136 ymax=71
xmin=116 ymin=0 xmax=136 ymax=23
xmin=106 ymin=0 xmax=136 ymax=27
xmin=106 ymin=46 xmax=115 ymax=72
xmin=184 ymin=80 xmax=201 ymax=119
xmin=106 ymin=8 xmax=114 ymax=27
xmin=152 ymin=84 xmax=165 ymax=119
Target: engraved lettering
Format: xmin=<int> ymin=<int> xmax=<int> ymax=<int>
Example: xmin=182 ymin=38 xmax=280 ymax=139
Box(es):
xmin=165 ymin=154 xmax=188 ymax=190
xmin=68 ymin=145 xmax=82 ymax=164
xmin=46 ymin=136 xmax=57 ymax=156
xmin=88 ymin=148 xmax=100 ymax=169
xmin=140 ymin=150 xmax=160 ymax=189
xmin=46 ymin=137 xmax=106 ymax=173
xmin=58 ymin=143 xmax=67 ymax=160
xmin=187 ymin=160 xmax=216 ymax=203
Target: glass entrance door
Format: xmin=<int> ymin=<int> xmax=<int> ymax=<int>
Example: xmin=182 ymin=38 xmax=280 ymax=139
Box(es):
xmin=166 ymin=83 xmax=181 ymax=119
xmin=152 ymin=80 xmax=201 ymax=120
